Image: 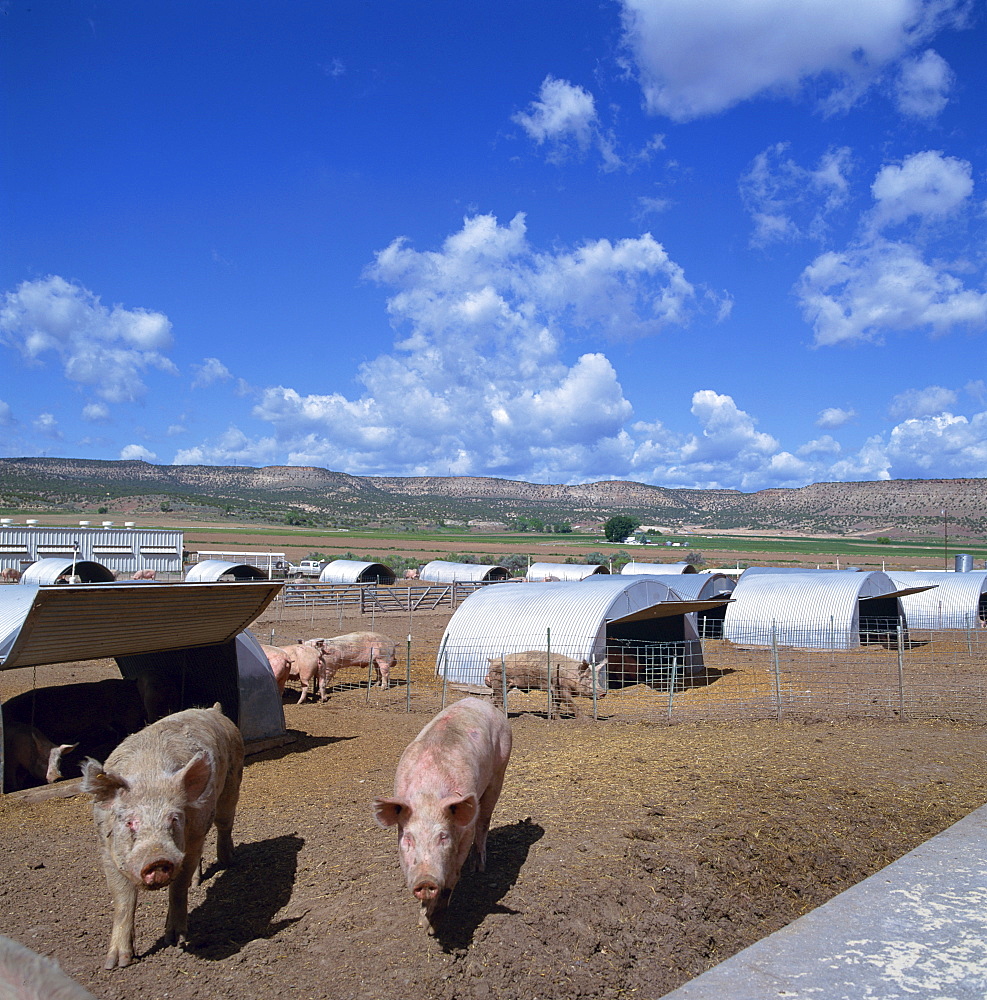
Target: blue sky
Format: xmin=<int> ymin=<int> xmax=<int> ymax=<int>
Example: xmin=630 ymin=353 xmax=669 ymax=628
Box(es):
xmin=2 ymin=0 xmax=985 ymax=491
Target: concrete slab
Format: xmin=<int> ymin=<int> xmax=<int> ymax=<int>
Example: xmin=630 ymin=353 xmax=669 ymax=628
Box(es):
xmin=662 ymin=803 xmax=987 ymax=999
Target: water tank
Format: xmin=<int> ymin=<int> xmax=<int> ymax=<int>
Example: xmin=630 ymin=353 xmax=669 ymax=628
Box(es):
xmin=955 ymin=553 xmax=973 ymax=573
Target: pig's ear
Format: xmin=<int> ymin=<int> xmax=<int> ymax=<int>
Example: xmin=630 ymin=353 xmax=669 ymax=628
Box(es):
xmin=81 ymin=758 xmax=128 ymax=802
xmin=373 ymin=797 xmax=410 ymax=828
xmin=178 ymin=751 xmax=213 ymax=804
xmin=443 ymin=794 xmax=478 ymax=827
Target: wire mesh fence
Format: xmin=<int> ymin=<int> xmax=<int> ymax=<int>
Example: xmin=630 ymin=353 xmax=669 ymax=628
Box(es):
xmin=264 ymin=615 xmax=987 ymax=725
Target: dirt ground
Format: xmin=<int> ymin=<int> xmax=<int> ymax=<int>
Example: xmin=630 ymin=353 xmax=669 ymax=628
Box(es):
xmin=1 ymin=602 xmax=986 ymax=1000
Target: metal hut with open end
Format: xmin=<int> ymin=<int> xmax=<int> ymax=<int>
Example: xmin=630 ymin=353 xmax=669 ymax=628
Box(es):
xmin=319 ymin=559 xmax=396 ymax=585
xmin=619 ymin=572 xmax=736 ymax=638
xmin=884 ymin=570 xmax=987 ymax=630
xmin=419 ymin=560 xmax=510 ymax=583
xmin=724 ymin=570 xmax=934 ymax=649
xmin=0 ymin=580 xmax=286 ymax=794
xmin=435 ymin=575 xmax=731 ymax=694
xmin=526 ymin=562 xmax=609 ymax=582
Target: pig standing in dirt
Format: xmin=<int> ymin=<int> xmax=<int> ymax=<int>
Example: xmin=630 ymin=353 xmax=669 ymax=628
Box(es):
xmin=306 ymin=631 xmax=398 ymax=690
xmin=373 ymin=697 xmax=512 ymax=933
xmin=0 ymin=935 xmax=98 ymax=1000
xmin=282 ymin=640 xmax=327 ymax=703
xmin=259 ymin=643 xmax=291 ymax=695
xmin=81 ymin=704 xmax=244 ymax=970
xmin=3 ymin=723 xmax=77 ymax=791
xmin=485 ymin=650 xmax=607 ymax=717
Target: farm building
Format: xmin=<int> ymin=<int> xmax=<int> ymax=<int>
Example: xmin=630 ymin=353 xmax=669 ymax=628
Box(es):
xmin=620 ymin=573 xmax=736 ymax=638
xmin=20 ymin=557 xmax=116 ymax=585
xmin=0 ymin=580 xmax=285 ymax=792
xmin=435 ymin=576 xmax=731 ymax=690
xmin=319 ymin=559 xmax=396 ymax=585
xmin=526 ymin=562 xmax=609 ymax=582
xmin=0 ymin=523 xmax=183 ymax=577
xmin=419 ymin=560 xmax=509 ymax=583
xmin=185 ymin=559 xmax=269 ymax=582
xmin=724 ymin=570 xmax=934 ymax=649
xmin=621 ymin=561 xmax=698 ymax=575
xmin=884 ymin=570 xmax=987 ymax=630
xmin=191 ymin=550 xmax=287 ymax=576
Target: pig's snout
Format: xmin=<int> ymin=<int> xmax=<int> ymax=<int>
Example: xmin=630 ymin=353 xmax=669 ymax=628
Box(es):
xmin=141 ymin=860 xmax=176 ymax=888
xmin=413 ymin=880 xmax=440 ymax=901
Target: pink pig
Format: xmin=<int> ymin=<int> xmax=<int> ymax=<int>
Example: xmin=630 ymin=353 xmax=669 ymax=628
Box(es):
xmin=373 ymin=697 xmax=512 ymax=933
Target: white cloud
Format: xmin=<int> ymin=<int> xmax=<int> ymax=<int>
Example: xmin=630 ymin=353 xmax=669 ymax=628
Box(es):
xmin=817 ymin=407 xmax=857 ymax=428
xmin=191 ymin=357 xmax=233 ymax=389
xmin=33 ymin=412 xmax=61 ymax=438
xmin=740 ymin=144 xmax=853 ymax=245
xmin=185 ymin=212 xmax=707 ymax=479
xmin=0 ymin=399 xmax=13 ymax=426
xmin=895 ymin=48 xmax=953 ymax=117
xmin=173 ymin=427 xmax=278 ymax=467
xmin=798 ymin=435 xmax=843 ymax=456
xmin=120 ymin=444 xmax=157 ymax=461
xmin=513 ymin=76 xmax=599 ymax=149
xmin=797 ymin=240 xmax=987 ymax=346
xmin=884 ymin=411 xmax=987 ymax=476
xmin=0 ymin=275 xmax=178 ymax=403
xmin=869 ymin=150 xmax=974 ymax=230
xmin=889 ymin=384 xmax=958 ymax=419
xmin=82 ymin=402 xmax=110 ymax=422
xmin=618 ymin=0 xmax=969 ymax=121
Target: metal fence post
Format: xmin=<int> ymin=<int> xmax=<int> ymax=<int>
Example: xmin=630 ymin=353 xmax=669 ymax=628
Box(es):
xmin=771 ymin=621 xmax=782 ymax=720
xmin=438 ymin=634 xmax=450 ymax=709
xmin=406 ymin=634 xmax=412 ymax=713
xmin=366 ymin=647 xmax=375 ymax=704
xmin=546 ymin=627 xmax=553 ymax=719
xmin=897 ymin=620 xmax=905 ymax=719
xmin=667 ymin=656 xmax=678 ymax=723
xmin=591 ymin=654 xmax=598 ymax=721
xmin=501 ymin=653 xmax=508 ymax=718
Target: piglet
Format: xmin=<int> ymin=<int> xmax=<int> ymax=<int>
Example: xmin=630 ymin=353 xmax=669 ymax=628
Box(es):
xmin=81 ymin=704 xmax=244 ymax=970
xmin=373 ymin=697 xmax=512 ymax=933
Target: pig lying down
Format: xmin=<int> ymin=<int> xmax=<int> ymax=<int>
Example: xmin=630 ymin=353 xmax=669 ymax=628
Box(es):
xmin=3 ymin=722 xmax=77 ymax=791
xmin=374 ymin=697 xmax=512 ymax=934
xmin=81 ymin=704 xmax=244 ymax=970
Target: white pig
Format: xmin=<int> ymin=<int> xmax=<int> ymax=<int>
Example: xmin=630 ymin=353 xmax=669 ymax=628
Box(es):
xmin=283 ymin=640 xmax=328 ymax=704
xmin=305 ymin=632 xmax=398 ymax=690
xmin=81 ymin=704 xmax=244 ymax=970
xmin=0 ymin=935 xmax=98 ymax=1000
xmin=373 ymin=697 xmax=512 ymax=933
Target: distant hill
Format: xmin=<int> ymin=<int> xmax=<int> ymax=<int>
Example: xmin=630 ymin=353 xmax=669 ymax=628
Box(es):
xmin=1 ymin=457 xmax=984 ymax=540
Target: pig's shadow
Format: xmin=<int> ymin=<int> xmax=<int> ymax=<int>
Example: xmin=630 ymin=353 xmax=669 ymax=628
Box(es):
xmin=433 ymin=817 xmax=544 ymax=951
xmin=151 ymin=834 xmax=303 ymax=961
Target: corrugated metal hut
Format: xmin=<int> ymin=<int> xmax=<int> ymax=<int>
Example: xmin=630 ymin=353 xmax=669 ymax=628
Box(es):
xmin=620 ymin=573 xmax=735 ymax=638
xmin=419 ymin=560 xmax=509 ymax=583
xmin=0 ymin=581 xmax=285 ymax=792
xmin=20 ymin=557 xmax=116 ymax=585
xmin=185 ymin=559 xmax=269 ymax=582
xmin=319 ymin=559 xmax=396 ymax=584
xmin=621 ymin=561 xmax=698 ymax=575
xmin=884 ymin=570 xmax=987 ymax=630
xmin=724 ymin=570 xmax=933 ymax=649
xmin=436 ymin=576 xmax=729 ymax=690
xmin=526 ymin=562 xmax=609 ymax=582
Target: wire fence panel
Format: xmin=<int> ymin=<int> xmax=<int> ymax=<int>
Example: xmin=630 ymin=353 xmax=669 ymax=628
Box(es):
xmin=267 ymin=613 xmax=987 ymax=725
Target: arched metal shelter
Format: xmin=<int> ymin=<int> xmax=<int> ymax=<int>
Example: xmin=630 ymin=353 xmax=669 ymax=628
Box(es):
xmin=884 ymin=570 xmax=987 ymax=630
xmin=436 ymin=576 xmax=730 ymax=690
xmin=20 ymin=557 xmax=115 ymax=585
xmin=621 ymin=561 xmax=698 ymax=575
xmin=526 ymin=562 xmax=609 ymax=582
xmin=0 ymin=580 xmax=286 ymax=791
xmin=621 ymin=573 xmax=736 ymax=638
xmin=319 ymin=559 xmax=395 ymax=585
xmin=420 ymin=560 xmax=509 ymax=583
xmin=185 ymin=559 xmax=268 ymax=582
xmin=725 ymin=570 xmax=933 ymax=649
